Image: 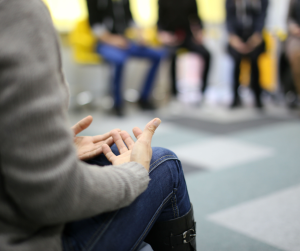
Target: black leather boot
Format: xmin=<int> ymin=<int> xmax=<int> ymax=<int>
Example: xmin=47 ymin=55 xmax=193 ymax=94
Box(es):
xmin=145 ymin=204 xmax=196 ymax=251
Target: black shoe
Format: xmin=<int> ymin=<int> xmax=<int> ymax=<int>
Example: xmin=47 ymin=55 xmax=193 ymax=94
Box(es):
xmin=255 ymin=99 xmax=264 ymax=110
xmin=145 ymin=204 xmax=196 ymax=251
xmin=230 ymin=97 xmax=242 ymax=109
xmin=138 ymin=99 xmax=156 ymax=110
xmin=112 ymin=106 xmax=124 ymax=117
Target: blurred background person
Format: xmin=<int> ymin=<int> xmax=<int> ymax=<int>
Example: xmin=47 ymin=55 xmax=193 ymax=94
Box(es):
xmin=86 ymin=0 xmax=165 ymax=116
xmin=157 ymin=0 xmax=211 ymax=99
xmin=285 ymin=0 xmax=300 ymax=104
xmin=226 ymin=0 xmax=269 ymax=109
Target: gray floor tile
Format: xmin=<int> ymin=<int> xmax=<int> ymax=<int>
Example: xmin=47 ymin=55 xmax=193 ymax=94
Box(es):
xmin=181 ymin=161 xmax=207 ymax=175
xmin=164 ymin=116 xmax=297 ymax=135
xmin=172 ymin=137 xmax=274 ymax=170
xmin=208 ymin=185 xmax=300 ymax=251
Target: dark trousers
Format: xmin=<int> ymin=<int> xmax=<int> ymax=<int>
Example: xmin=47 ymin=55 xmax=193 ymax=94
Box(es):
xmin=228 ymin=41 xmax=266 ymax=104
xmin=169 ymin=36 xmax=211 ymax=96
xmin=97 ymin=43 xmax=166 ymax=107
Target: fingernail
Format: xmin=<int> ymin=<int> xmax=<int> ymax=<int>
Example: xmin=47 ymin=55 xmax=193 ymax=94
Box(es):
xmin=153 ymin=119 xmax=161 ymax=127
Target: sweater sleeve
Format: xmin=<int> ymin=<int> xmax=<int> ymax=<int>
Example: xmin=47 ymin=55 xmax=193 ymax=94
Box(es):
xmin=86 ymin=0 xmax=104 ymax=28
xmin=0 ymin=0 xmax=149 ymax=225
xmin=125 ymin=0 xmax=136 ymax=27
xmin=157 ymin=0 xmax=167 ymax=31
xmin=188 ymin=0 xmax=203 ymax=29
xmin=226 ymin=0 xmax=237 ymax=34
xmin=253 ymin=0 xmax=269 ymax=33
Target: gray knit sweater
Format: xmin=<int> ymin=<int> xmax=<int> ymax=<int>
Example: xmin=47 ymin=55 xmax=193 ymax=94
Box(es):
xmin=0 ymin=0 xmax=150 ymax=250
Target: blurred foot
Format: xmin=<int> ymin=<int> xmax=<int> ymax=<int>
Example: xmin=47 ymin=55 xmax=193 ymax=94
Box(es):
xmin=230 ymin=97 xmax=242 ymax=109
xmin=288 ymin=101 xmax=298 ymax=110
xmin=112 ymin=106 xmax=124 ymax=117
xmin=138 ymin=99 xmax=156 ymax=110
xmin=255 ymin=99 xmax=264 ymax=110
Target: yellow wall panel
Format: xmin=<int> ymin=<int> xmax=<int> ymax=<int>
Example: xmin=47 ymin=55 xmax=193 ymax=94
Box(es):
xmin=198 ymin=0 xmax=225 ymax=24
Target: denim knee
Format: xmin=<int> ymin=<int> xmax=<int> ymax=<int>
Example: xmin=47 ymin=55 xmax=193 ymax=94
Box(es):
xmin=150 ymin=147 xmax=178 ymax=167
xmin=149 ymin=147 xmax=182 ymax=178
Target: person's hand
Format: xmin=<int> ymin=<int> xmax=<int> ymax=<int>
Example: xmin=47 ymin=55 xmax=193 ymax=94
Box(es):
xmin=158 ymin=31 xmax=180 ymax=46
xmin=190 ymin=23 xmax=203 ymax=44
xmin=130 ymin=118 xmax=161 ymax=171
xmin=135 ymin=28 xmax=147 ymax=46
xmin=247 ymin=33 xmax=263 ymax=50
xmin=102 ymin=118 xmax=161 ymax=171
xmin=99 ymin=32 xmax=128 ymax=49
xmin=229 ymin=35 xmax=250 ymax=54
xmin=193 ymin=29 xmax=203 ymax=44
xmin=110 ymin=35 xmax=129 ymax=49
xmin=72 ymin=116 xmax=120 ymax=160
xmin=289 ymin=23 xmax=300 ymax=37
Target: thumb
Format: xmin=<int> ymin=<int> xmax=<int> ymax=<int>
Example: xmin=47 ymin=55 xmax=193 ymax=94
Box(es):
xmin=141 ymin=118 xmax=161 ymax=140
xmin=72 ymin=115 xmax=93 ymax=135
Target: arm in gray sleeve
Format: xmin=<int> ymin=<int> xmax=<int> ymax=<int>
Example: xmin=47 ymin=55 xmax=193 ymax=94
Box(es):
xmin=0 ymin=0 xmax=149 ymax=225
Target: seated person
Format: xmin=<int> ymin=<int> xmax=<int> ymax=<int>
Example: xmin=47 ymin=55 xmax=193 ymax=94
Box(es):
xmin=0 ymin=1 xmax=196 ymax=251
xmin=157 ymin=0 xmax=211 ymax=98
xmin=226 ymin=0 xmax=269 ymax=109
xmin=86 ymin=0 xmax=166 ymax=116
xmin=285 ymin=0 xmax=300 ymax=101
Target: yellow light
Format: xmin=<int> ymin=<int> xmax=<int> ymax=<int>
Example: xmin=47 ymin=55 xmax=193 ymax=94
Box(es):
xmin=130 ymin=0 xmax=158 ymax=27
xmin=198 ymin=0 xmax=226 ymax=24
xmin=42 ymin=0 xmax=88 ymax=31
xmin=42 ymin=0 xmax=225 ymax=32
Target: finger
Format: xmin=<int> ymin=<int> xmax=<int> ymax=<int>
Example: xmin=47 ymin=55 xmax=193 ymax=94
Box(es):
xmin=79 ymin=147 xmax=102 ymax=161
xmin=120 ymin=131 xmax=135 ymax=150
xmin=92 ymin=129 xmax=121 ymax=143
xmin=105 ymin=137 xmax=114 ymax=147
xmin=94 ymin=137 xmax=114 ymax=147
xmin=141 ymin=118 xmax=161 ymax=141
xmin=72 ymin=116 xmax=93 ymax=136
xmin=102 ymin=144 xmax=116 ymax=163
xmin=133 ymin=127 xmax=143 ymax=140
xmin=111 ymin=129 xmax=128 ymax=154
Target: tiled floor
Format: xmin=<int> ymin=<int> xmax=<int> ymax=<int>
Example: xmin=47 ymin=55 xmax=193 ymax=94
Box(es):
xmin=208 ymin=185 xmax=300 ymax=251
xmin=68 ymin=101 xmax=300 ymax=251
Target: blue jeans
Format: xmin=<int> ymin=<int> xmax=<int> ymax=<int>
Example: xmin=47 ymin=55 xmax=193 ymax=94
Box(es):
xmin=97 ymin=43 xmax=166 ymax=107
xmin=62 ymin=146 xmax=191 ymax=251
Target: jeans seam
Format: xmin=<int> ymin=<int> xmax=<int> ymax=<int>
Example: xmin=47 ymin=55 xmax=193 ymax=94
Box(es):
xmin=173 ymin=194 xmax=179 ymax=218
xmin=65 ymin=238 xmax=74 ymax=251
xmin=82 ymin=215 xmax=109 ymax=250
xmin=150 ymin=155 xmax=176 ymax=168
xmin=83 ymin=211 xmax=119 ymax=251
xmin=149 ymin=155 xmax=178 ymax=174
xmin=171 ymin=196 xmax=176 ymax=218
xmin=130 ymin=192 xmax=174 ymax=251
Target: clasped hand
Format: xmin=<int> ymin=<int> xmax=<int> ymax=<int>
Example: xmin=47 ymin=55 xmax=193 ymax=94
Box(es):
xmin=72 ymin=116 xmax=161 ymax=172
